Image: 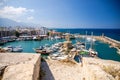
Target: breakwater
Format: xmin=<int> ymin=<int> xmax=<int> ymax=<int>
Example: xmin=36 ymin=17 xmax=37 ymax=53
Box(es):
xmin=79 ymin=34 xmax=120 ymax=53
xmin=95 ymin=36 xmax=120 ymax=49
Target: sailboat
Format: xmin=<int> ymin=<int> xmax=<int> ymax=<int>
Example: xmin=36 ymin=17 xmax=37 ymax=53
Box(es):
xmin=88 ymin=32 xmax=98 ymax=57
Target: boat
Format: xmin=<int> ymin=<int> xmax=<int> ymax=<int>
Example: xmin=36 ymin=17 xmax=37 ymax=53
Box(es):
xmin=88 ymin=32 xmax=98 ymax=57
xmin=12 ymin=46 xmax=23 ymax=52
xmin=54 ymin=36 xmax=61 ymax=40
xmin=0 ymin=41 xmax=5 ymax=45
xmin=3 ymin=45 xmax=23 ymax=52
xmin=3 ymin=46 xmax=13 ymax=52
xmin=117 ymin=48 xmax=120 ymax=54
xmin=50 ymin=52 xmax=68 ymax=60
xmin=86 ymin=37 xmax=96 ymax=42
xmin=0 ymin=39 xmax=5 ymax=45
xmin=33 ymin=36 xmax=41 ymax=41
xmin=89 ymin=48 xmax=98 ymax=57
xmin=34 ymin=46 xmax=51 ymax=54
xmin=35 ymin=49 xmax=51 ymax=54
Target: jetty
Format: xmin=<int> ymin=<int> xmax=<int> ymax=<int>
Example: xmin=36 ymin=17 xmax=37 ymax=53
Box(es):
xmin=77 ymin=34 xmax=120 ymax=52
xmin=95 ymin=36 xmax=120 ymax=49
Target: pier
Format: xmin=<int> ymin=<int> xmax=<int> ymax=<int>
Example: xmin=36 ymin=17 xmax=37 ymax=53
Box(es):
xmin=95 ymin=36 xmax=120 ymax=49
xmin=78 ymin=34 xmax=120 ymax=51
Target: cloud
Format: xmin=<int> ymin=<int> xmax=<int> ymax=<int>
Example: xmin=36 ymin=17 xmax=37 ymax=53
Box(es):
xmin=0 ymin=0 xmax=9 ymax=6
xmin=0 ymin=6 xmax=34 ymax=22
xmin=27 ymin=16 xmax=34 ymax=20
xmin=0 ymin=6 xmax=33 ymax=15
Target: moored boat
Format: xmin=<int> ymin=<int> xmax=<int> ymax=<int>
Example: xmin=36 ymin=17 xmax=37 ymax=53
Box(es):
xmin=34 ymin=46 xmax=51 ymax=54
xmin=34 ymin=49 xmax=50 ymax=54
xmin=88 ymin=32 xmax=98 ymax=57
xmin=3 ymin=45 xmax=23 ymax=52
xmin=89 ymin=48 xmax=98 ymax=57
xmin=0 ymin=41 xmax=5 ymax=45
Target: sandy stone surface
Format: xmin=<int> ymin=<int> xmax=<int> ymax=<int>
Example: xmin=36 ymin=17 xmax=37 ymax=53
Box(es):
xmin=0 ymin=53 xmax=40 ymax=80
xmin=41 ymin=58 xmax=120 ymax=80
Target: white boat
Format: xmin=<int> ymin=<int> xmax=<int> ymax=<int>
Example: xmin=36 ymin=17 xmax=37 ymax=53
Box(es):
xmin=57 ymin=55 xmax=68 ymax=60
xmin=117 ymin=49 xmax=120 ymax=54
xmin=3 ymin=45 xmax=23 ymax=52
xmin=50 ymin=54 xmax=68 ymax=60
xmin=86 ymin=37 xmax=96 ymax=42
xmin=3 ymin=46 xmax=13 ymax=52
xmin=89 ymin=48 xmax=98 ymax=57
xmin=88 ymin=32 xmax=98 ymax=57
xmin=55 ymin=36 xmax=61 ymax=40
xmin=13 ymin=46 xmax=23 ymax=52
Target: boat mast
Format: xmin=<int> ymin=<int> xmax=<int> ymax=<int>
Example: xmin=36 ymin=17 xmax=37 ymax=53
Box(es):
xmin=90 ymin=32 xmax=93 ymax=49
xmin=85 ymin=31 xmax=87 ymax=50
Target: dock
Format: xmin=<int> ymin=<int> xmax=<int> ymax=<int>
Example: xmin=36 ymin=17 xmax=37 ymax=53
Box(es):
xmin=78 ymin=34 xmax=120 ymax=51
xmin=95 ymin=36 xmax=120 ymax=49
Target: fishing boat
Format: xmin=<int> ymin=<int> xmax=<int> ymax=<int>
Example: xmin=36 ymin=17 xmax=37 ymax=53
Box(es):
xmin=34 ymin=46 xmax=51 ymax=54
xmin=35 ymin=49 xmax=51 ymax=54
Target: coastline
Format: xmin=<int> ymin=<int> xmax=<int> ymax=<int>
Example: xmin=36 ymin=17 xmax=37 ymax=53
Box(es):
xmin=1 ymin=31 xmax=120 ymax=61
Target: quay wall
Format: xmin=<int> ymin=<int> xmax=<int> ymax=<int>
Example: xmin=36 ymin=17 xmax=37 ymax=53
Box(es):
xmin=0 ymin=53 xmax=41 ymax=80
xmin=79 ymin=35 xmax=120 ymax=50
xmin=95 ymin=36 xmax=120 ymax=49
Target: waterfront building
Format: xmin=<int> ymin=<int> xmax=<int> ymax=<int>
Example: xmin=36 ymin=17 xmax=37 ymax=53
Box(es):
xmin=40 ymin=27 xmax=49 ymax=35
xmin=0 ymin=27 xmax=15 ymax=37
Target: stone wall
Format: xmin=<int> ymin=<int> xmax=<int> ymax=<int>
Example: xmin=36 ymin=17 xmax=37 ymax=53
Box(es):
xmin=0 ymin=53 xmax=41 ymax=80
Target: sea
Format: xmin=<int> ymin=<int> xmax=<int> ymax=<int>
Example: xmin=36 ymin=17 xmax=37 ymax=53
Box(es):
xmin=1 ymin=29 xmax=120 ymax=62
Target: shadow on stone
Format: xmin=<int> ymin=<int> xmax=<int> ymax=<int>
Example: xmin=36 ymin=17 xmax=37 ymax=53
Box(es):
xmin=40 ymin=58 xmax=55 ymax=80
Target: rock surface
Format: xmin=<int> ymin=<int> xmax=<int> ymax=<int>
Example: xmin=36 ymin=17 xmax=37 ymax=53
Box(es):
xmin=0 ymin=53 xmax=40 ymax=80
xmin=41 ymin=58 xmax=120 ymax=80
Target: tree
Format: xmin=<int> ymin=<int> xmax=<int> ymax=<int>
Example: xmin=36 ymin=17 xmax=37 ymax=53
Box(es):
xmin=47 ymin=32 xmax=51 ymax=36
xmin=15 ymin=31 xmax=20 ymax=37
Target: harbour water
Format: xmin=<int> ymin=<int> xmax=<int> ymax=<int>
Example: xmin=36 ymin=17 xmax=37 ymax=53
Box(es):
xmin=0 ymin=29 xmax=120 ymax=62
xmin=55 ymin=29 xmax=120 ymax=41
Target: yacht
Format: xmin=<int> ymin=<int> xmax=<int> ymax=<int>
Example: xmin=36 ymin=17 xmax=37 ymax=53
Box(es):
xmin=88 ymin=32 xmax=98 ymax=57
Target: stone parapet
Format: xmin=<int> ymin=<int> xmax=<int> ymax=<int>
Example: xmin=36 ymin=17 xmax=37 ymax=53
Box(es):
xmin=0 ymin=53 xmax=41 ymax=80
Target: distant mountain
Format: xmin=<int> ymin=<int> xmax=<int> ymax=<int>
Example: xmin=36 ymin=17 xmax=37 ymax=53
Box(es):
xmin=0 ymin=18 xmax=30 ymax=27
xmin=0 ymin=18 xmax=46 ymax=28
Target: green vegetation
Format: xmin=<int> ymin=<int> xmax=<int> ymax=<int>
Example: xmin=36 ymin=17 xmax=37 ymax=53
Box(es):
xmin=47 ymin=32 xmax=50 ymax=36
xmin=14 ymin=31 xmax=20 ymax=37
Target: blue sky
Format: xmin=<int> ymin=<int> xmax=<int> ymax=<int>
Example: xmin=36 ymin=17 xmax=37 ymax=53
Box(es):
xmin=0 ymin=0 xmax=120 ymax=28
